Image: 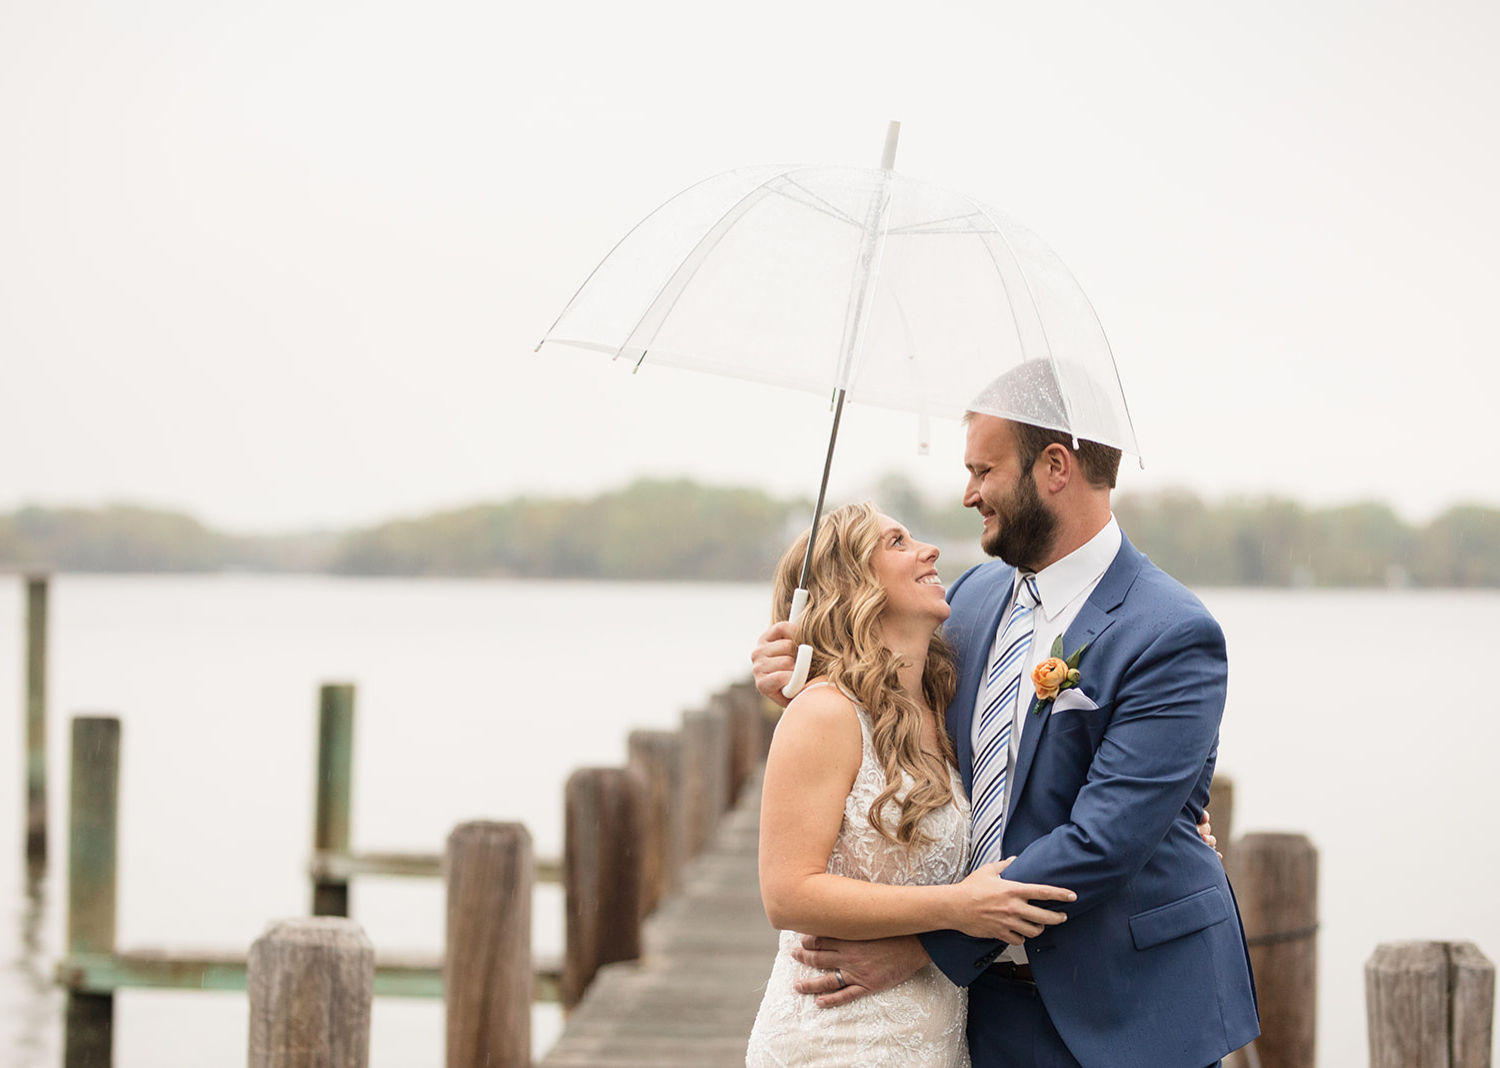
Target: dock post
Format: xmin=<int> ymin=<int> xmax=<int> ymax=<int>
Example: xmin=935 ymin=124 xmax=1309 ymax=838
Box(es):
xmin=1227 ymin=833 xmax=1317 ymax=1068
xmin=725 ymin=682 xmax=766 ymax=802
xmin=65 ymin=716 xmax=120 ymax=1068
xmin=445 ymin=821 xmax=532 ymax=1068
xmin=563 ymin=767 xmax=646 ymax=1009
xmin=1366 ymin=941 xmax=1494 ymax=1067
xmin=627 ymin=729 xmax=684 ymax=916
xmin=248 ymin=917 xmax=374 ymax=1068
xmin=1207 ymin=773 xmax=1234 ymax=867
xmin=681 ymin=707 xmax=728 ymax=857
xmin=312 ymin=684 xmax=355 ymax=917
xmin=25 ymin=574 xmax=48 ymax=868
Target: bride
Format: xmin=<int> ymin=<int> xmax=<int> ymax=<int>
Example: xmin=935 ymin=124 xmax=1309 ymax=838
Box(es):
xmin=745 ymin=503 xmax=1075 ymax=1068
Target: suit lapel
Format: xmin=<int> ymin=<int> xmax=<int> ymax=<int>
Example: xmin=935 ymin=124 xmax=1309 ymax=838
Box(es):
xmin=948 ymin=568 xmax=1014 ymax=794
xmin=1003 ymin=537 xmax=1144 ymax=829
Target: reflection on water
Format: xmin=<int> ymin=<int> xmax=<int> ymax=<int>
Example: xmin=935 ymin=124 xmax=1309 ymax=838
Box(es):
xmin=7 ymin=865 xmax=59 ymax=1068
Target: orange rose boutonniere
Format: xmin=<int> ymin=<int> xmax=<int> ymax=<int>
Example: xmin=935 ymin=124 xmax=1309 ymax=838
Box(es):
xmin=1031 ymin=635 xmax=1088 ymax=714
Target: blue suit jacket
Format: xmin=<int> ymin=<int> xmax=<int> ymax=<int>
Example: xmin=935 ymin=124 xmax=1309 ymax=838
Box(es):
xmin=919 ymin=535 xmax=1259 ymax=1068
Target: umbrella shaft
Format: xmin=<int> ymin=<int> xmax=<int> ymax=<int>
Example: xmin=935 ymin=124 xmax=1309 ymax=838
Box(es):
xmin=798 ymin=388 xmax=848 ymax=590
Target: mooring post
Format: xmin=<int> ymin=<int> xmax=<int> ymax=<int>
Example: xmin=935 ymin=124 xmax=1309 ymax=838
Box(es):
xmin=681 ymin=706 xmax=728 ymax=857
xmin=1207 ymin=773 xmax=1234 ymax=868
xmin=1366 ymin=940 xmax=1495 ymax=1068
xmin=1227 ymin=832 xmax=1318 ymax=1068
xmin=562 ymin=767 xmax=646 ymax=1009
xmin=248 ymin=917 xmax=375 ymax=1068
xmin=312 ymin=683 xmax=355 ymax=917
xmin=445 ymin=821 xmax=532 ymax=1068
xmin=725 ymin=681 xmax=768 ymax=801
xmin=25 ymin=574 xmax=49 ymax=868
xmin=627 ymin=729 xmax=684 ymax=916
xmin=65 ymin=716 xmax=120 ymax=1068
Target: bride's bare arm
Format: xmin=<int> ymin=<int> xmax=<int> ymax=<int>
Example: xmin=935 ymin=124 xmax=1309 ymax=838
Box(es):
xmin=758 ymin=685 xmax=1074 ymax=942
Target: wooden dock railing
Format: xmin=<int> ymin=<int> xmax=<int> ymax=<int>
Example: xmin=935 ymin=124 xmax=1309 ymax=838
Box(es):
xmin=55 ymin=679 xmax=774 ymax=1067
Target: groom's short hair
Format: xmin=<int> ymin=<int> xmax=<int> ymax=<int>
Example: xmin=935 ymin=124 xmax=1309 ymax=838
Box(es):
xmin=966 ymin=361 xmax=1122 ymax=489
xmin=1012 ymin=422 xmax=1121 ymax=490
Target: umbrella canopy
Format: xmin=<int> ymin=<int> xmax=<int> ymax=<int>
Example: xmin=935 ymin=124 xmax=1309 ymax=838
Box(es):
xmin=540 ymin=162 xmax=1140 ymax=457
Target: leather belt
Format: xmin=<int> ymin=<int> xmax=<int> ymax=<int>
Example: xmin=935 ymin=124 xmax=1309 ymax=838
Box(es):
xmin=986 ymin=960 xmax=1035 ymax=983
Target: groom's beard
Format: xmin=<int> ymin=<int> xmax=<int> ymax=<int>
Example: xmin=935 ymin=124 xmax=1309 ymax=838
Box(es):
xmin=982 ymin=471 xmax=1058 ymax=571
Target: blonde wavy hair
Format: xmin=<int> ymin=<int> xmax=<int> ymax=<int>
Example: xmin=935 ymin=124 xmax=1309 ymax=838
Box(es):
xmin=771 ymin=502 xmax=960 ymax=848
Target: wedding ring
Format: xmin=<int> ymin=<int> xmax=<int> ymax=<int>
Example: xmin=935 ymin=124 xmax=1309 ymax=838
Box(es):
xmin=834 ymin=968 xmax=848 ymax=990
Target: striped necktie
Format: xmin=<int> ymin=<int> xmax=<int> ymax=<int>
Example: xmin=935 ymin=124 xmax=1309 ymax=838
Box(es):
xmin=969 ymin=575 xmax=1041 ymax=868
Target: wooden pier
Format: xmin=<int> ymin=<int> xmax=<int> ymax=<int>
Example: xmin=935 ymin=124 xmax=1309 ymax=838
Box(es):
xmin=542 ymin=771 xmax=777 ymax=1067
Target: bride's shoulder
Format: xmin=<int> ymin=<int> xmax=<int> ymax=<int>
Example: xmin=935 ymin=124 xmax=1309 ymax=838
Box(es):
xmin=786 ymin=678 xmax=859 ymax=715
xmin=776 ymin=679 xmax=864 ymax=741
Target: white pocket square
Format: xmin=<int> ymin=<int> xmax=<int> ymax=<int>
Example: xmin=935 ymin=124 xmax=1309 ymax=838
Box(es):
xmin=1049 ymin=689 xmax=1099 ymax=715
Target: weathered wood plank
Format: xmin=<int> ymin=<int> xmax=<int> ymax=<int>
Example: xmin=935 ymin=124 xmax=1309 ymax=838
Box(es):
xmin=445 ymin=821 xmax=532 ymax=1068
xmin=1366 ymin=940 xmax=1496 ymax=1068
xmin=540 ymin=773 xmax=777 ymax=1068
xmin=57 ymin=949 xmax=564 ymax=1002
xmin=248 ymin=917 xmax=374 ymax=1068
xmin=310 ymin=849 xmax=562 ymax=883
xmin=25 ymin=574 xmax=48 ymax=868
xmin=564 ymin=767 xmax=646 ymax=1009
xmin=312 ymin=684 xmax=356 ymax=916
xmin=1228 ymin=832 xmax=1317 ymax=1068
xmin=66 ymin=716 xmax=119 ymax=1068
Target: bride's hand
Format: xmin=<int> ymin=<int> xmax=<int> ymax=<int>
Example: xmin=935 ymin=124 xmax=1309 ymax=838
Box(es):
xmin=951 ymin=859 xmax=1075 ymax=943
xmin=1197 ymin=810 xmax=1223 ymax=861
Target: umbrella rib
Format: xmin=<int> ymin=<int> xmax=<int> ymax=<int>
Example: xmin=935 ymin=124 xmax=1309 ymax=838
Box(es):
xmin=535 ymin=168 xmax=749 ymax=352
xmin=953 ymin=192 xmax=1135 ymax=453
xmin=883 ymin=209 xmax=991 ymax=236
xmin=948 ymin=189 xmax=1057 ymax=409
xmin=771 ymin=173 xmax=868 ymax=230
xmin=615 ymin=176 xmax=788 ymax=361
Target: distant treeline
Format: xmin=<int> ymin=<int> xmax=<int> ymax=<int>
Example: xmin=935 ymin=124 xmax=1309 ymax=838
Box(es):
xmin=2 ymin=478 xmax=1498 ymax=587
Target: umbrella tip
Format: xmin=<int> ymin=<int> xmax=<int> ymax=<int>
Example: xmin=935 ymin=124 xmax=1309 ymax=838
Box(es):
xmin=881 ymin=121 xmax=900 ymax=171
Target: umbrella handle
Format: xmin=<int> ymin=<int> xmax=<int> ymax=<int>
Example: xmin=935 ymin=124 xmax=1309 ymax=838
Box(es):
xmin=781 ymin=588 xmax=814 ymax=699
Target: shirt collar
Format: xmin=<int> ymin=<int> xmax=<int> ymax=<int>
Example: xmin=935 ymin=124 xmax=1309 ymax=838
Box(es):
xmin=1016 ymin=515 xmax=1122 ymax=622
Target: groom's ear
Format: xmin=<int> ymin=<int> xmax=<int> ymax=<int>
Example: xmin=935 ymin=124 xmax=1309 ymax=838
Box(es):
xmin=1038 ymin=442 xmax=1073 ymax=495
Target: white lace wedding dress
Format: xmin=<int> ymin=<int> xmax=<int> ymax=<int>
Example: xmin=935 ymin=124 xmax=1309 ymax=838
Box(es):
xmin=745 ymin=703 xmax=972 ymax=1067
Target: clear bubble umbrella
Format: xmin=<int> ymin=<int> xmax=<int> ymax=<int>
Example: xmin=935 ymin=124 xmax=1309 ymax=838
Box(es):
xmin=538 ymin=123 xmax=1139 ymax=695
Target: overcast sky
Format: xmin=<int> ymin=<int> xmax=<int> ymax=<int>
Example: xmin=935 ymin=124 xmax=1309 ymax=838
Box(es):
xmin=3 ymin=1 xmax=1496 ymax=532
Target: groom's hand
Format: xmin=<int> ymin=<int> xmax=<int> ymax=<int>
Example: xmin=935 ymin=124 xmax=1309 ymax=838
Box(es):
xmin=751 ymin=620 xmax=799 ymax=709
xmin=790 ymin=934 xmax=930 ymax=1007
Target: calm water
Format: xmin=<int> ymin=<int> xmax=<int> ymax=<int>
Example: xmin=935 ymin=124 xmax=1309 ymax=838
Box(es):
xmin=1 ymin=576 xmax=1497 ymax=1066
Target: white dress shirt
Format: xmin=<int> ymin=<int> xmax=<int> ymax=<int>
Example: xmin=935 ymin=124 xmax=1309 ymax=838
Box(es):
xmin=971 ymin=515 xmax=1122 ymax=962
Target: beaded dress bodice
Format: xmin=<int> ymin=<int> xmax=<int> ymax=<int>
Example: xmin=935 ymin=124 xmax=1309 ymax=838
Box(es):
xmin=745 ymin=703 xmax=972 ymax=1067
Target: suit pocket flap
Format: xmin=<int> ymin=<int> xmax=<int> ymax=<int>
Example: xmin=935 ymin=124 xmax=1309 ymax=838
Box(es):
xmin=1129 ymin=886 xmax=1228 ymax=950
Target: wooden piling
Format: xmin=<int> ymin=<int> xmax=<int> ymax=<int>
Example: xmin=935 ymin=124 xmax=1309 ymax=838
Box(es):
xmin=248 ymin=917 xmax=374 ymax=1068
xmin=1366 ymin=941 xmax=1495 ymax=1068
xmin=724 ymin=684 xmax=764 ymax=803
xmin=25 ymin=574 xmax=48 ymax=867
xmin=445 ymin=821 xmax=532 ymax=1068
xmin=65 ymin=716 xmax=120 ymax=1068
xmin=681 ymin=706 xmax=729 ymax=857
xmin=313 ymin=683 xmax=356 ymax=917
xmin=1227 ymin=832 xmax=1318 ymax=1068
xmin=563 ymin=767 xmax=646 ymax=1009
xmin=1207 ymin=773 xmax=1234 ymax=867
xmin=627 ymin=729 xmax=684 ymax=917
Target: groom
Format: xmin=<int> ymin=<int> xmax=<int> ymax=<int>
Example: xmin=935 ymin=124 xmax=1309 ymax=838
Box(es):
xmin=751 ymin=369 xmax=1259 ymax=1067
